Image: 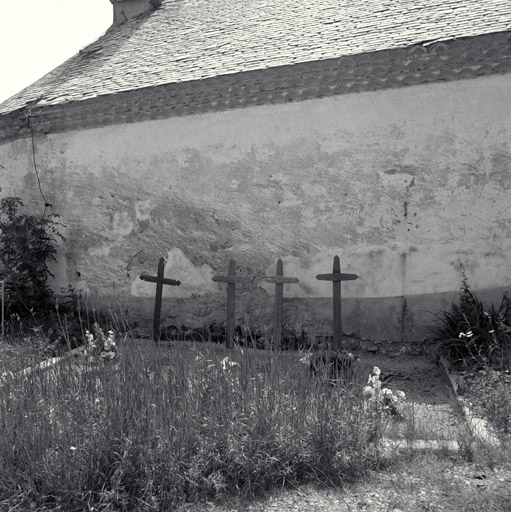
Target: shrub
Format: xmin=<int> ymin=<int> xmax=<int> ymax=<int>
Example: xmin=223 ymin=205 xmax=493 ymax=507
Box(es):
xmin=0 ymin=196 xmax=63 ymax=316
xmin=429 ymin=278 xmax=511 ymax=369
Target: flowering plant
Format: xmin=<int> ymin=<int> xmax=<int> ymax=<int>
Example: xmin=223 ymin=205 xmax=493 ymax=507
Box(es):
xmin=219 ymin=356 xmax=240 ymax=372
xmin=429 ymin=277 xmax=511 ymax=369
xmin=83 ymin=324 xmax=118 ymax=362
xmin=362 ymin=367 xmax=406 ymax=417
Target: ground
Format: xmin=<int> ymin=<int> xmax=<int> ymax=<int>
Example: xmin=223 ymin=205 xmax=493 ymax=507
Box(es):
xmin=356 ymin=352 xmax=452 ymax=405
xmin=175 ymin=346 xmax=511 ymax=512
xmin=1 ymin=338 xmax=510 ymax=511
xmin=179 ymin=454 xmax=511 ymax=511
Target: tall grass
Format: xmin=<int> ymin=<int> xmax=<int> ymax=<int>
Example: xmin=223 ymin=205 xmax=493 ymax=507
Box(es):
xmin=0 ymin=341 xmax=383 ymax=511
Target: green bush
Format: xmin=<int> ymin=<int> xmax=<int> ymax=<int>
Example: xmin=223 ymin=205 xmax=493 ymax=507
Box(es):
xmin=429 ymin=279 xmax=511 ymax=369
xmin=0 ymin=196 xmax=63 ymax=316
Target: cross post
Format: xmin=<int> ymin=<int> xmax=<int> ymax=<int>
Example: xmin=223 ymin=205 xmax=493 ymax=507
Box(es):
xmin=212 ymin=259 xmax=250 ymax=349
xmin=316 ymin=255 xmax=358 ymax=349
xmin=263 ymin=258 xmax=299 ymax=350
xmin=139 ymin=257 xmax=181 ymax=342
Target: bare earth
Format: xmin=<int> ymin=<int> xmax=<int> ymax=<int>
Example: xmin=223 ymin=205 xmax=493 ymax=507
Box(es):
xmin=356 ymin=352 xmax=453 ymax=405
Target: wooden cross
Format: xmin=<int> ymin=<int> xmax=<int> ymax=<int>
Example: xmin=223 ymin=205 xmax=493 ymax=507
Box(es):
xmin=316 ymin=255 xmax=358 ymax=349
xmin=139 ymin=257 xmax=181 ymax=342
xmin=212 ymin=259 xmax=249 ymax=349
xmin=263 ymin=259 xmax=299 ymax=350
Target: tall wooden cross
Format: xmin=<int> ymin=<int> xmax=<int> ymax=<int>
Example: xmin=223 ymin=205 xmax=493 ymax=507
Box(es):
xmin=262 ymin=259 xmax=299 ymax=350
xmin=212 ymin=259 xmax=249 ymax=349
xmin=316 ymin=255 xmax=358 ymax=349
xmin=139 ymin=257 xmax=181 ymax=342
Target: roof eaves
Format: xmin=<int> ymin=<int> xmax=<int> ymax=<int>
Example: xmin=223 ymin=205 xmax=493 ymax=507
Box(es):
xmin=2 ymin=31 xmax=511 ymax=145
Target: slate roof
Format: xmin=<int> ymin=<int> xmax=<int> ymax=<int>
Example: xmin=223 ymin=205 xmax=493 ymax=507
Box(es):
xmin=1 ymin=0 xmax=511 ymax=115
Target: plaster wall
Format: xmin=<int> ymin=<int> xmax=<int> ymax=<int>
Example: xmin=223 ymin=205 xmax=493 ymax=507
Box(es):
xmin=1 ymin=74 xmax=511 ymax=341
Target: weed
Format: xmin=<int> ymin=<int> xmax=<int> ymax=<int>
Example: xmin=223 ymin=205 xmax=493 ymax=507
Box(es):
xmin=459 ymin=367 xmax=511 ymax=436
xmin=429 ymin=278 xmax=511 ymax=370
xmin=0 ymin=339 xmax=386 ymax=510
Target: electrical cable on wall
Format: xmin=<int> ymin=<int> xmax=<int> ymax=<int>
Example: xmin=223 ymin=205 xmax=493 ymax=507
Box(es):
xmin=27 ymin=111 xmax=52 ymax=218
xmin=22 ymin=45 xmax=95 ymax=219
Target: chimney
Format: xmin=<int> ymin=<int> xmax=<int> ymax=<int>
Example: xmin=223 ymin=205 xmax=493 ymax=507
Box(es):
xmin=110 ymin=0 xmax=162 ymax=24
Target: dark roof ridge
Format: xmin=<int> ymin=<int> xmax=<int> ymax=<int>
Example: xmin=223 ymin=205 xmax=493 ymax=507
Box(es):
xmin=1 ymin=30 xmax=510 ymax=144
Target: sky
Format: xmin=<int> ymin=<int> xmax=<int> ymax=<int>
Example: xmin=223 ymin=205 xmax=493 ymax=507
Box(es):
xmin=0 ymin=1 xmax=112 ymax=104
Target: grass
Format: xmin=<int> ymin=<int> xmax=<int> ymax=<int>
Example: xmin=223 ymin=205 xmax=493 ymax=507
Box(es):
xmin=457 ymin=367 xmax=511 ymax=440
xmin=0 ymin=337 xmax=387 ymax=511
xmin=1 ymin=333 xmax=510 ymax=511
xmin=0 ymin=328 xmax=59 ymax=374
xmin=177 ymin=450 xmax=511 ymax=511
xmin=359 ymin=451 xmax=511 ymax=512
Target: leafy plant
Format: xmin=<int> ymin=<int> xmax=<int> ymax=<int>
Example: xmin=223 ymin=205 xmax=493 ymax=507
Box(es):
xmin=0 ymin=196 xmax=63 ymax=316
xmin=460 ymin=368 xmax=511 ymax=436
xmin=429 ymin=277 xmax=511 ymax=369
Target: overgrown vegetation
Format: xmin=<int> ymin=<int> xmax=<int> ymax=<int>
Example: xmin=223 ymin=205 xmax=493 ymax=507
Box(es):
xmin=430 ymin=276 xmax=511 ymax=440
xmin=430 ymin=277 xmax=511 ymax=369
xmin=0 ymin=337 xmax=400 ymax=511
xmin=1 ymin=325 xmax=509 ymax=510
xmin=459 ymin=368 xmax=511 ymax=436
xmin=0 ymin=195 xmax=63 ymax=317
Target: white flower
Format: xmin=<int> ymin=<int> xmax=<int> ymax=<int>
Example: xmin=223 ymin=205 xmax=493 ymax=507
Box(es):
xmin=362 ymin=385 xmax=375 ymax=399
xmin=299 ymin=354 xmax=312 ymax=365
xmin=104 ymin=336 xmax=116 ymax=351
xmin=220 ymin=357 xmax=239 ymax=371
xmin=372 ymin=367 xmax=381 ymax=377
xmin=368 ymin=375 xmax=381 ymax=389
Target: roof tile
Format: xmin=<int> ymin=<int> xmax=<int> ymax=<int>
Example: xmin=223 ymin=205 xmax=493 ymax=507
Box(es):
xmin=1 ymin=0 xmax=511 ymax=115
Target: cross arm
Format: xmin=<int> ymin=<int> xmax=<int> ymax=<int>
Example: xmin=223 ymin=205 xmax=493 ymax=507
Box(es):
xmin=263 ymin=276 xmax=300 ymax=284
xmin=139 ymin=275 xmax=181 ymax=286
xmin=315 ymin=273 xmax=358 ymax=282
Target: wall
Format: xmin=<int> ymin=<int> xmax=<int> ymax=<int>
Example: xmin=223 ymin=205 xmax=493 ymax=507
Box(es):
xmin=1 ymin=73 xmax=511 ymax=341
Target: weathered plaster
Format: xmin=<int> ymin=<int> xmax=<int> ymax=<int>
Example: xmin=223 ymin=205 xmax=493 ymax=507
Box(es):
xmin=1 ymin=73 xmax=511 ymax=340
xmin=131 ymin=248 xmax=217 ymax=298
